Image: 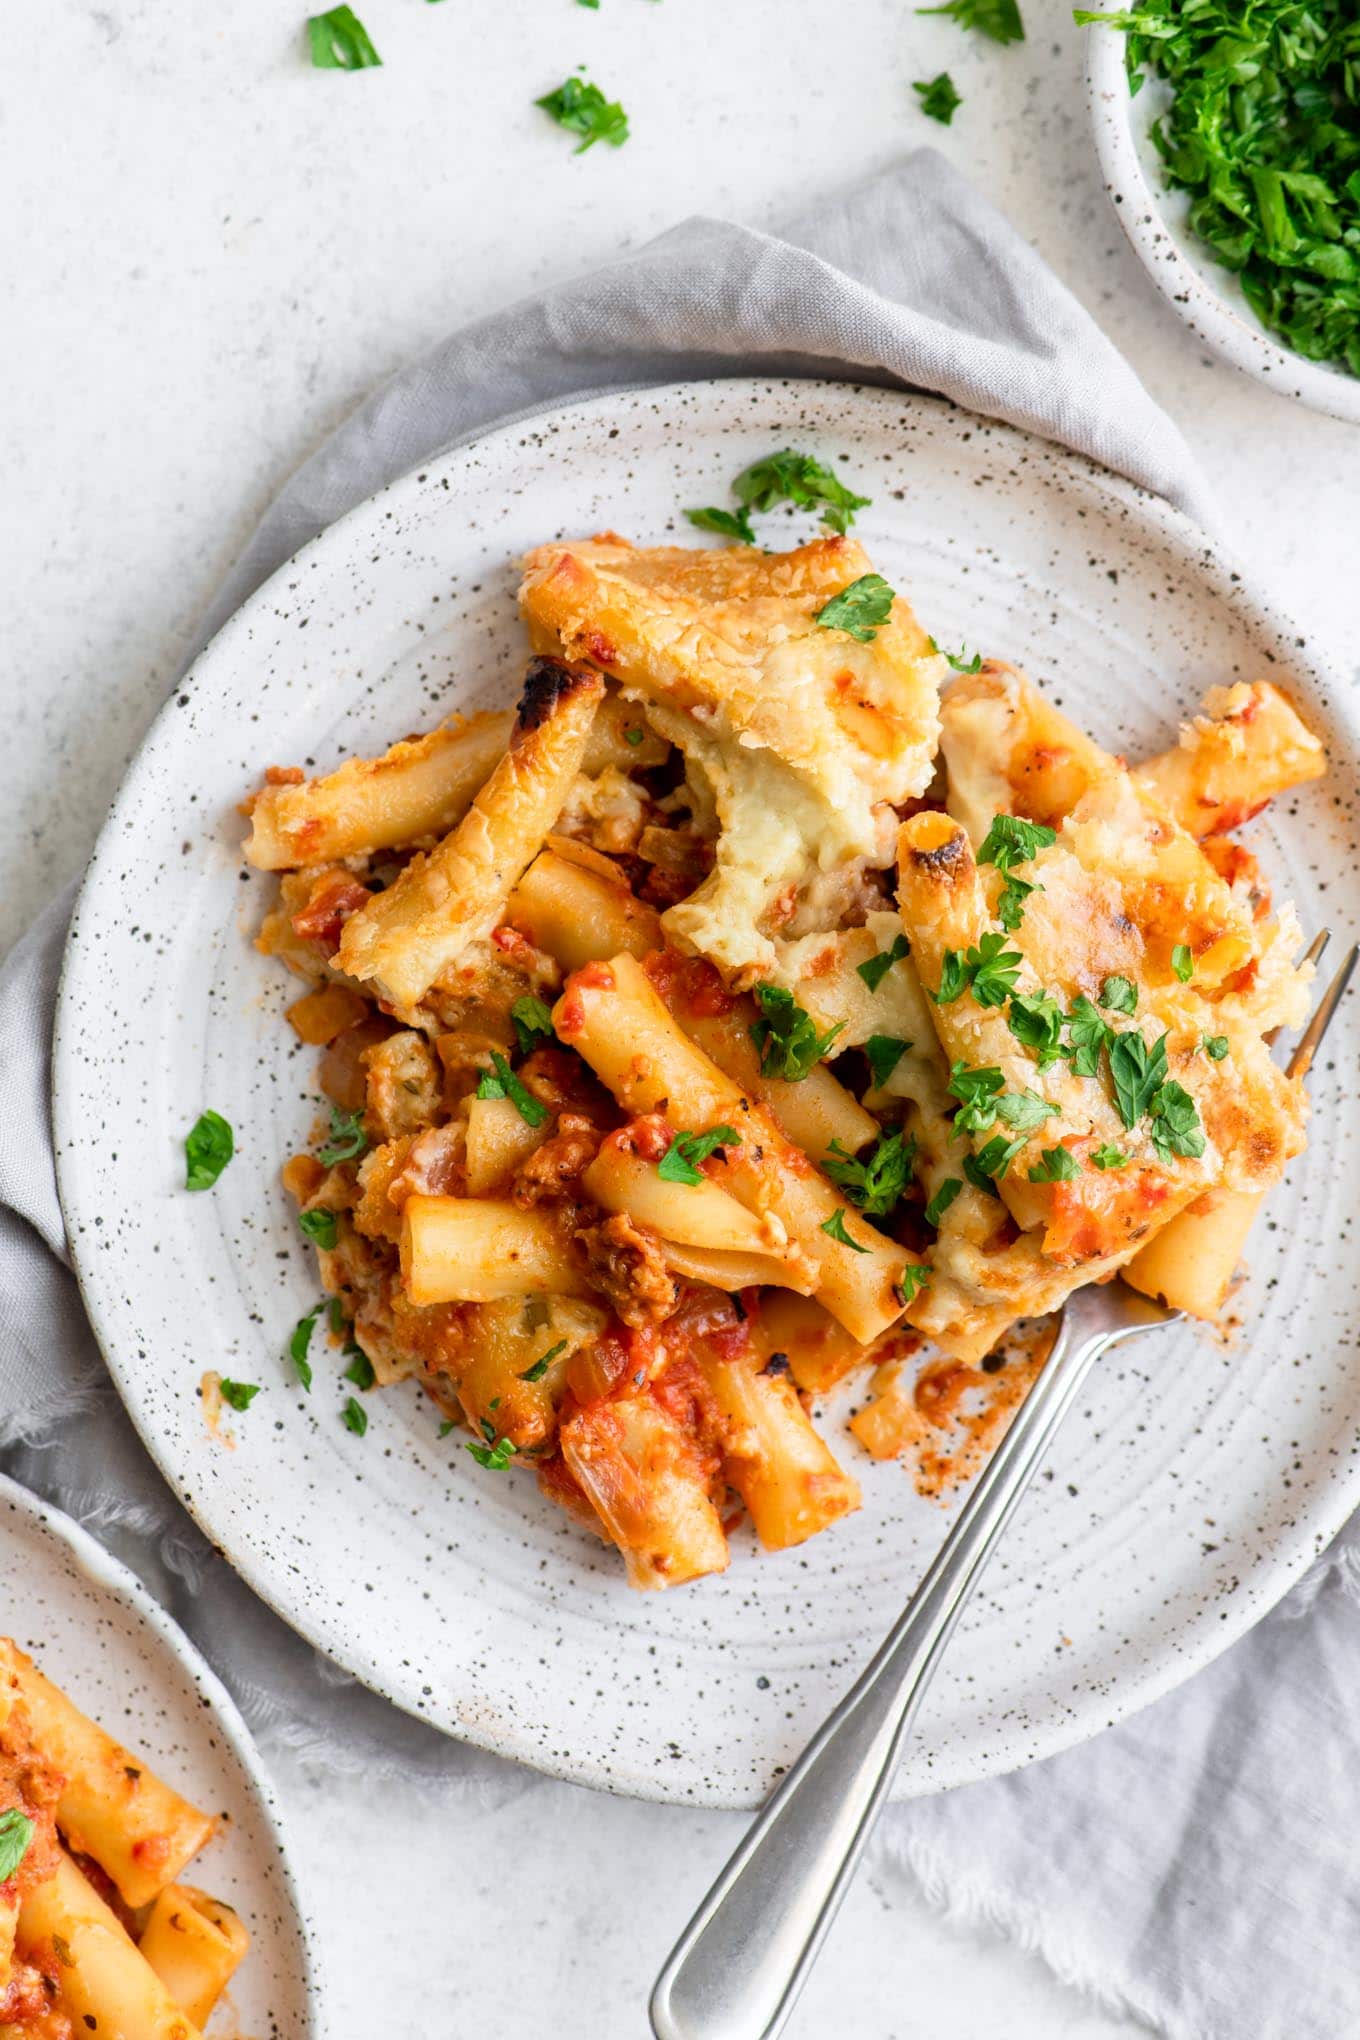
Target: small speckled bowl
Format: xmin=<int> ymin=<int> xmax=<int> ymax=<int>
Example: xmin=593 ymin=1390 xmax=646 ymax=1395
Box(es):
xmin=1087 ymin=24 xmax=1360 ymax=423
xmin=53 ymin=380 xmax=1360 ymax=1811
xmin=0 ymin=1473 xmax=321 ymax=2036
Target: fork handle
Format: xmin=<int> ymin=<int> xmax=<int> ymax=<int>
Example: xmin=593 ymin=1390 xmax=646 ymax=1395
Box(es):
xmin=649 ymin=1287 xmax=1133 ymax=2040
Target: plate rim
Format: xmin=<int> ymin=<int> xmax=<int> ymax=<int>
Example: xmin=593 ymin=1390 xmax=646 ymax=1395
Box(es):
xmin=1085 ymin=25 xmax=1360 ymax=426
xmin=0 ymin=1469 xmax=324 ymax=2032
xmin=51 ymin=373 xmax=1360 ymax=1808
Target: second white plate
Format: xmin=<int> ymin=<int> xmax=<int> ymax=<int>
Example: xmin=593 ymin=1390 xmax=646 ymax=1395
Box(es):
xmin=54 ymin=379 xmax=1360 ymax=1809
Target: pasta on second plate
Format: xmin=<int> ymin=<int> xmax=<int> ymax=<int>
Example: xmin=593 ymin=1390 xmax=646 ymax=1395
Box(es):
xmin=0 ymin=1638 xmax=249 ymax=2036
xmin=243 ymin=528 xmax=1325 ymax=1588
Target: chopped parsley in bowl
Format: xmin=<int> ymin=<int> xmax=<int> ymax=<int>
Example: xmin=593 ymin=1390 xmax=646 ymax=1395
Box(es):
xmin=1083 ymin=0 xmax=1360 ymax=417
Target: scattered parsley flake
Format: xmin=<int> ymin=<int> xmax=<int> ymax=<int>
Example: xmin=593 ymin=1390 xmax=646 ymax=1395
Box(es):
xmin=924 ymin=1177 xmax=964 ymax=1227
xmin=814 ymin=574 xmax=896 ymax=643
xmin=658 ymin=1125 xmax=741 ymax=1185
xmin=731 ymin=450 xmax=871 ymax=536
xmin=343 ymin=1346 xmax=376 ymax=1391
xmin=467 ymin=1431 xmax=516 ymax=1470
xmin=919 ymin=0 xmax=1025 ymax=41
xmin=535 ymin=75 xmax=629 ymax=152
xmin=0 ymin=1810 xmax=34 ymax=1883
xmin=857 ymin=933 xmax=911 ymax=992
xmin=1066 ymin=995 xmax=1112 ymax=1078
xmin=521 ymin=1339 xmax=568 ymax=1383
xmin=299 ymin=1207 xmax=339 ymax=1249
xmin=995 ymin=1088 xmax=1060 ymax=1134
xmin=929 ymin=637 xmax=984 ymax=672
xmin=1091 ymin=1143 xmax=1131 ymax=1170
xmin=307 ymin=5 xmax=381 ymax=68
xmin=824 ymin=1129 xmax=917 ymax=1217
xmin=1201 ymin=1034 xmax=1230 ymax=1060
xmin=1110 ymin=1030 xmax=1169 ymax=1129
xmin=1008 ymin=990 xmax=1067 ymax=1066
xmin=895 ymin=1263 xmax=932 ymax=1306
xmin=1172 ymin=944 xmax=1195 ymax=982
xmin=750 ymin=984 xmax=844 ymax=1081
xmin=288 ymin=1306 xmax=320 ymax=1392
xmin=996 ymin=873 xmax=1039 ymax=931
xmin=341 ymin=1396 xmax=368 ymax=1437
xmin=934 ymin=931 xmax=1023 ymax=1008
xmin=185 ymin=1110 xmax=234 ymax=1191
xmin=318 ymin=1105 xmax=368 ymax=1165
xmin=1028 ymin=1146 xmax=1082 ymax=1182
xmin=865 ymin=1034 xmax=912 ymax=1087
xmin=1147 ymin=1078 xmax=1206 ymax=1161
xmin=948 ymin=1062 xmax=1006 ymax=1134
xmin=219 ymin=1379 xmax=260 ymax=1413
xmin=820 ymin=1208 xmax=870 ymax=1252
xmin=914 ymin=71 xmax=963 ymax=122
xmin=976 ymin=815 xmax=1057 ymax=871
xmin=1099 ymin=975 xmax=1138 ymax=1015
xmin=686 ymin=506 xmax=757 ymax=544
xmin=968 ymin=1132 xmax=1027 ymax=1183
xmin=486 ymin=1052 xmax=550 ymax=1127
xmin=511 ymin=994 xmax=556 ymax=1055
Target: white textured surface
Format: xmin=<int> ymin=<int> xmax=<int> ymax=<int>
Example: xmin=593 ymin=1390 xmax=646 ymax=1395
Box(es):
xmin=5 ymin=0 xmax=1356 ymax=2031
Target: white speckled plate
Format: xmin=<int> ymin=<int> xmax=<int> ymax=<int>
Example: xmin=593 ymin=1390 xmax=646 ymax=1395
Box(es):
xmin=1087 ymin=26 xmax=1360 ymax=423
xmin=0 ymin=1473 xmax=319 ymax=2033
xmin=53 ymin=381 xmax=1360 ymax=1811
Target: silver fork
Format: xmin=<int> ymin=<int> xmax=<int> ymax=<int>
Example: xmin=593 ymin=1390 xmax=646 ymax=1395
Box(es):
xmin=650 ymin=937 xmax=1356 ymax=2040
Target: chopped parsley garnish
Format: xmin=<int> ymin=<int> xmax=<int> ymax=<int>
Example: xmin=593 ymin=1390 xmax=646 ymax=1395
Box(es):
xmin=343 ymin=1346 xmax=376 ymax=1391
xmin=935 ymin=931 xmax=1023 ymax=1007
xmin=824 ymin=1129 xmax=916 ymax=1217
xmin=219 ymin=1379 xmax=260 ymax=1413
xmin=299 ymin=1207 xmax=339 ymax=1249
xmin=962 ymin=1153 xmax=1003 ymax=1196
xmin=318 ymin=1106 xmax=368 ymax=1165
xmin=438 ymin=1418 xmax=457 ymax=1438
xmin=914 ymin=71 xmax=963 ymax=123
xmin=288 ymin=1306 xmax=320 ymax=1392
xmin=995 ymin=1088 xmax=1060 ymax=1134
xmin=624 ymin=726 xmax=645 ymax=746
xmin=814 ymin=574 xmax=896 ymax=643
xmin=1147 ymin=1079 xmax=1206 ymax=1161
xmin=1109 ymin=1030 xmax=1169 ymax=1129
xmin=341 ymin=1396 xmax=368 ymax=1437
xmin=686 ymin=506 xmax=757 ymax=544
xmin=968 ymin=1133 xmax=1027 ymax=1183
xmin=521 ymin=1339 xmax=568 ymax=1383
xmin=996 ymin=874 xmax=1038 ymax=931
xmin=535 ymin=75 xmax=629 ymax=152
xmin=328 ymin=1295 xmax=348 ymax=1335
xmin=729 ymin=450 xmax=871 ymax=536
xmin=750 ymin=984 xmax=844 ymax=1081
xmin=865 ymin=1034 xmax=912 ymax=1087
xmin=919 ymin=0 xmax=1025 ymax=41
xmin=924 ymin=1176 xmax=964 ymax=1227
xmin=467 ymin=1420 xmax=517 ymax=1470
xmin=0 ymin=1810 xmax=34 ymax=1883
xmin=1077 ymin=0 xmax=1360 ymax=378
xmin=1028 ymin=1146 xmax=1082 ymax=1182
xmin=1066 ymin=995 xmax=1112 ymax=1078
xmin=857 ymin=933 xmax=911 ymax=992
xmin=185 ymin=1110 xmax=234 ymax=1191
xmin=927 ymin=636 xmax=984 ymax=673
xmin=307 ymin=5 xmax=382 ymax=68
xmin=511 ymin=995 xmax=556 ymax=1054
xmin=658 ymin=1126 xmax=741 ymax=1185
xmin=948 ymin=1062 xmax=1006 ymax=1133
xmin=895 ymin=1263 xmax=932 ymax=1306
xmin=1091 ymin=1144 xmax=1131 ymax=1170
xmin=1201 ymin=1034 xmax=1230 ymax=1060
xmin=1008 ymin=990 xmax=1067 ymax=1066
xmin=820 ymin=1208 xmax=869 ymax=1252
xmin=976 ymin=815 xmax=1057 ymax=870
xmin=1171 ymin=943 xmax=1195 ymax=982
xmin=1099 ymin=975 xmax=1138 ymax=1015
xmin=479 ymin=1052 xmax=550 ymax=1127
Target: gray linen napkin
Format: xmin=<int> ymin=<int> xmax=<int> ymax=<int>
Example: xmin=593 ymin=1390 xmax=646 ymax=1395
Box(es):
xmin=3 ymin=151 xmax=1351 ymax=2039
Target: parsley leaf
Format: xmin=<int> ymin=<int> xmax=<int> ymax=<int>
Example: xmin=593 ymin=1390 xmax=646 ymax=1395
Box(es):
xmin=948 ymin=1062 xmax=1006 ymax=1133
xmin=914 ymin=71 xmax=963 ymax=123
xmin=963 ymin=1153 xmax=1003 ymax=1196
xmin=1099 ymin=975 xmax=1138 ymax=1015
xmin=924 ymin=1177 xmax=964 ymax=1227
xmin=1201 ymin=1034 xmax=1230 ymax=1061
xmin=1172 ymin=944 xmax=1194 ymax=982
xmin=857 ymin=933 xmax=911 ymax=992
xmin=467 ymin=1429 xmax=517 ymax=1470
xmin=1066 ymin=995 xmax=1112 ymax=1078
xmin=750 ymin=984 xmax=844 ymax=1081
xmin=1109 ymin=1030 xmax=1169 ymax=1129
xmin=976 ymin=815 xmax=1057 ymax=871
xmin=686 ymin=506 xmax=757 ymax=544
xmin=185 ymin=1110 xmax=234 ymax=1191
xmin=343 ymin=1345 xmax=376 ymax=1391
xmin=731 ymin=450 xmax=870 ymax=536
xmin=918 ymin=0 xmax=1025 ymax=42
xmin=1028 ymin=1146 xmax=1082 ymax=1182
xmin=486 ymin=1052 xmax=550 ymax=1127
xmin=996 ymin=1088 xmax=1060 ymax=1134
xmin=820 ymin=1208 xmax=870 ymax=1252
xmin=341 ymin=1396 xmax=368 ymax=1437
xmin=288 ymin=1306 xmax=320 ymax=1392
xmin=318 ymin=1105 xmax=368 ymax=1165
xmin=307 ymin=5 xmax=382 ymax=68
xmin=895 ymin=1263 xmax=932 ymax=1306
xmin=969 ymin=1132 xmax=1027 ymax=1183
xmin=219 ymin=1379 xmax=260 ymax=1413
xmin=824 ymin=1129 xmax=917 ymax=1218
xmin=521 ymin=1339 xmax=568 ymax=1383
xmin=865 ymin=1034 xmax=912 ymax=1087
xmin=535 ymin=75 xmax=629 ymax=152
xmin=996 ymin=873 xmax=1038 ymax=931
xmin=814 ymin=574 xmax=896 ymax=643
xmin=1147 ymin=1079 xmax=1205 ymax=1162
xmin=0 ymin=1810 xmax=34 ymax=1884
xmin=658 ymin=1125 xmax=741 ymax=1185
xmin=1091 ymin=1143 xmax=1130 ymax=1170
xmin=299 ymin=1207 xmax=338 ymax=1249
xmin=510 ymin=995 xmax=556 ymax=1055
xmin=929 ymin=637 xmax=984 ymax=673
xmin=934 ymin=931 xmax=1023 ymax=1008
xmin=1008 ymin=990 xmax=1067 ymax=1067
